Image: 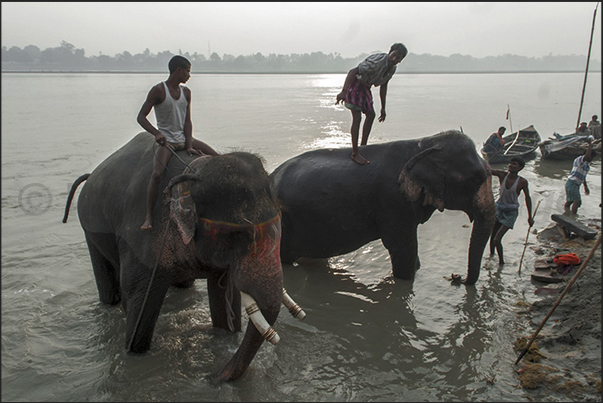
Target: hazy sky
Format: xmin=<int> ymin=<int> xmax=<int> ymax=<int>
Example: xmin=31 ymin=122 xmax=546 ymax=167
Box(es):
xmin=2 ymin=2 xmax=601 ymax=60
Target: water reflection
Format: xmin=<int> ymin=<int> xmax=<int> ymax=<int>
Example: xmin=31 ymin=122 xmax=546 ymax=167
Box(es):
xmin=532 ymin=157 xmax=573 ymax=179
xmin=306 ymin=125 xmax=349 ymax=149
xmin=276 ymin=256 xmax=504 ymax=401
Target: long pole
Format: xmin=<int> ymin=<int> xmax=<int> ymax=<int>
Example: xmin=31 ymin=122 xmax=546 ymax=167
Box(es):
xmin=504 ymin=105 xmax=517 ymax=155
xmin=507 ymin=104 xmax=514 ymax=136
xmin=575 ymin=3 xmax=599 ymax=131
xmin=518 ymin=199 xmax=541 ymax=274
xmin=515 ymin=235 xmax=601 ymax=365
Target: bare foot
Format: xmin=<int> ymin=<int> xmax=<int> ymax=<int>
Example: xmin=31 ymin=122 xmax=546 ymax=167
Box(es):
xmin=351 ymin=152 xmax=370 ymax=165
xmin=141 ymin=217 xmax=153 ymax=231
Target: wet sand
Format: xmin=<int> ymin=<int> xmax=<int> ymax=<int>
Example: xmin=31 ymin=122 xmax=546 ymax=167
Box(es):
xmin=514 ymin=217 xmax=601 ymax=401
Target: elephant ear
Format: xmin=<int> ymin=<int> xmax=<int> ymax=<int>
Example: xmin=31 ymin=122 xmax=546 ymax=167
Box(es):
xmin=398 ymin=142 xmax=446 ymax=212
xmin=169 ymin=180 xmax=197 ymax=245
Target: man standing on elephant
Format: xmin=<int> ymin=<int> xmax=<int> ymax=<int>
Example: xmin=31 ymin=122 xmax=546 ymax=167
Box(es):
xmin=138 ymin=55 xmax=219 ymax=230
xmin=489 ymin=157 xmax=534 ymax=265
xmin=336 ymin=43 xmax=407 ymax=165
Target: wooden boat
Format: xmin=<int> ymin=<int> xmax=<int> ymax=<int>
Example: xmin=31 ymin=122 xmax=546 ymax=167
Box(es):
xmin=542 ymin=4 xmax=602 ymax=161
xmin=539 ymin=134 xmax=601 ymax=160
xmin=480 ymin=125 xmax=541 ymax=163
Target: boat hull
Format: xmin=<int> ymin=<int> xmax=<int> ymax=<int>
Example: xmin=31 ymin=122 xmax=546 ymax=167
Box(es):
xmin=539 ymin=136 xmax=601 ymax=160
xmin=481 ymin=125 xmax=541 ymax=164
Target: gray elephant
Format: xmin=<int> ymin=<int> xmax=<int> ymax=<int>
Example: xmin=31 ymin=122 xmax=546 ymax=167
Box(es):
xmin=271 ymin=130 xmax=495 ymax=285
xmin=63 ymin=132 xmax=305 ymax=383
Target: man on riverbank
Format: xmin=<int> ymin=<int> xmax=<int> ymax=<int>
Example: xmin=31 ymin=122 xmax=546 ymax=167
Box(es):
xmin=489 ymin=157 xmax=534 ymax=265
xmin=137 ymin=55 xmax=218 ymax=230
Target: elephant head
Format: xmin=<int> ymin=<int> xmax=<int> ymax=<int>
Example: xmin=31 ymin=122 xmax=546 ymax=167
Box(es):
xmin=164 ymin=152 xmax=305 ymax=382
xmin=398 ymin=131 xmax=495 ymax=285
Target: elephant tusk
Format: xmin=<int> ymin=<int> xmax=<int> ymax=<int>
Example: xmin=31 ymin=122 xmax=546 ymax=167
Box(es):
xmin=282 ymin=288 xmax=306 ymax=320
xmin=240 ymin=291 xmax=280 ymax=345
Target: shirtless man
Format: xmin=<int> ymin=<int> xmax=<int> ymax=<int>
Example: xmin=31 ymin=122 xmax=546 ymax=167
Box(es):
xmin=489 ymin=157 xmax=534 ymax=265
xmin=138 ymin=55 xmax=218 ymax=230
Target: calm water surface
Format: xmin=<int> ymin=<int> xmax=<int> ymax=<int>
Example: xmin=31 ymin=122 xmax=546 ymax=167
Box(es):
xmin=2 ymin=72 xmax=601 ymax=401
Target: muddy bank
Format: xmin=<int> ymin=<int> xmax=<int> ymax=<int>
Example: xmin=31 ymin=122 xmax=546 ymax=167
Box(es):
xmin=513 ymin=217 xmax=601 ymax=401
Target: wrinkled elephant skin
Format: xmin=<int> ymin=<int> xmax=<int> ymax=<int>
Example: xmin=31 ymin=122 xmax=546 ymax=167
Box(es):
xmin=271 ymin=130 xmax=495 ymax=285
xmin=64 ymin=132 xmax=285 ymax=382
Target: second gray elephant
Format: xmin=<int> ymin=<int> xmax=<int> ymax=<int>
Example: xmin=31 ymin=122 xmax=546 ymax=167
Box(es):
xmin=271 ymin=130 xmax=495 ymax=285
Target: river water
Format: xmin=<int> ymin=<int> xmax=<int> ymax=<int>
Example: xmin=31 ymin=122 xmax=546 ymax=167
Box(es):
xmin=1 ymin=72 xmax=600 ymax=401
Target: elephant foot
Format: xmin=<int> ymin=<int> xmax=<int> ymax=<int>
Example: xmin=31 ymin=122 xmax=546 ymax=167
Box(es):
xmin=351 ymin=152 xmax=370 ymax=165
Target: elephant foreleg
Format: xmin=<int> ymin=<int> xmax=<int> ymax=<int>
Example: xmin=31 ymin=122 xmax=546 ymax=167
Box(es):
xmin=380 ymin=223 xmax=420 ymax=280
xmin=207 ymin=272 xmax=242 ymax=333
xmin=121 ymin=265 xmax=170 ymax=353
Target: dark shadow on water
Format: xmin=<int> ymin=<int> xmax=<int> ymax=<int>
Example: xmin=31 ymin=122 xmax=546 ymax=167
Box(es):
xmin=532 ymin=157 xmax=573 ymax=179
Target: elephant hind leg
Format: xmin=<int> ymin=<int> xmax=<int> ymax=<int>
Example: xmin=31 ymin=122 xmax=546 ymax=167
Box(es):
xmin=380 ymin=224 xmax=419 ymax=280
xmin=85 ymin=232 xmax=121 ymax=305
xmin=207 ymin=272 xmax=242 ymax=332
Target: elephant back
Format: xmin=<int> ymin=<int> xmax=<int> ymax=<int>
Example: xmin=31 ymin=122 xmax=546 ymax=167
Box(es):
xmin=77 ymin=132 xmax=196 ymax=232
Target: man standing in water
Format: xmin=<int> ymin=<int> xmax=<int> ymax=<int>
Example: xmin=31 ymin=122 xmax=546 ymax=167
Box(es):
xmin=336 ymin=43 xmax=407 ymax=165
xmin=564 ymin=139 xmax=596 ymax=216
xmin=489 ymin=157 xmax=534 ymax=265
xmin=138 ymin=55 xmax=219 ymax=230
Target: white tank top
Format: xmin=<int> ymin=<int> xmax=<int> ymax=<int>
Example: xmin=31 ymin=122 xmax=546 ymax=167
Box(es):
xmin=154 ymin=82 xmax=187 ymax=143
xmin=497 ymin=172 xmax=520 ymax=209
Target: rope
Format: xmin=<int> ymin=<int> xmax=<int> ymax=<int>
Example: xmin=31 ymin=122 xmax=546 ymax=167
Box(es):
xmin=152 ymin=142 xmax=195 ymax=174
xmin=218 ymin=270 xmax=236 ymax=332
xmin=127 ymin=217 xmax=171 ymax=351
xmin=127 ymin=143 xmax=201 ymax=349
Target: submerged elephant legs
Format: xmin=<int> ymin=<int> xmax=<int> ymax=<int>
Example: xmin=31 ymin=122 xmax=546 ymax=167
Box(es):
xmin=85 ymin=231 xmax=120 ymax=305
xmin=380 ymin=223 xmax=420 ymax=280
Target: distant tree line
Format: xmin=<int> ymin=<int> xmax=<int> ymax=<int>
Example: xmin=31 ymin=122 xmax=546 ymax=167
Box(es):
xmin=2 ymin=41 xmax=601 ymax=73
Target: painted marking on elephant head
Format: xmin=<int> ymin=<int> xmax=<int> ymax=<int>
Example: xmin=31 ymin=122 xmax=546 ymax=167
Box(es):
xmin=169 ymin=181 xmax=196 ymax=244
xmin=199 ymin=214 xmax=282 ymax=264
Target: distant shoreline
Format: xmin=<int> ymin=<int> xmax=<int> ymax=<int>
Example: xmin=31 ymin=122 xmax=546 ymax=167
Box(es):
xmin=2 ymin=70 xmax=601 ymax=75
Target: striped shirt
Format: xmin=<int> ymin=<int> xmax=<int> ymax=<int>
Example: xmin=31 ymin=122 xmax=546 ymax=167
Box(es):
xmin=567 ymin=155 xmax=590 ymax=184
xmin=356 ymin=53 xmax=397 ymax=87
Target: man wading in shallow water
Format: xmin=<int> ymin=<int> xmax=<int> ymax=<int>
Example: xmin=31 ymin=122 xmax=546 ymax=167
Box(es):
xmin=489 ymin=157 xmax=534 ymax=265
xmin=137 ymin=55 xmax=219 ymax=231
xmin=336 ymin=43 xmax=407 ymax=165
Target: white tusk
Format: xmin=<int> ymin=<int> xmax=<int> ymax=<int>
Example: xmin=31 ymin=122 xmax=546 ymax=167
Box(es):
xmin=282 ymin=288 xmax=306 ymax=320
xmin=240 ymin=291 xmax=280 ymax=345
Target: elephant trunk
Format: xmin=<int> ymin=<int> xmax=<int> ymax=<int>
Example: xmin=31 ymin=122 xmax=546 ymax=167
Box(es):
xmin=212 ymin=220 xmax=284 ymax=383
xmin=464 ymin=177 xmax=495 ymax=285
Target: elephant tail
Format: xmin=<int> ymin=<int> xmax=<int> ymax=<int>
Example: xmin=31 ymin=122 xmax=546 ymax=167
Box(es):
xmin=62 ymin=174 xmax=91 ymax=223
